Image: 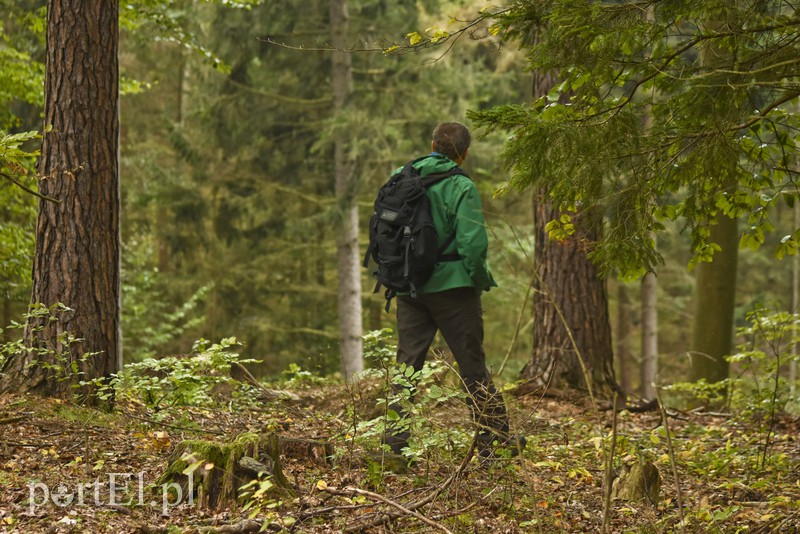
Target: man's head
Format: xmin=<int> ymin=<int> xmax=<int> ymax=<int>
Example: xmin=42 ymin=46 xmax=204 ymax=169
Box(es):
xmin=431 ymin=122 xmax=471 ymax=164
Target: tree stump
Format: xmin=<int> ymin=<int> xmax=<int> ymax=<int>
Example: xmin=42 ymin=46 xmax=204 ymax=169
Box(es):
xmin=612 ymin=461 xmax=661 ymax=505
xmin=157 ymin=432 xmax=292 ymax=509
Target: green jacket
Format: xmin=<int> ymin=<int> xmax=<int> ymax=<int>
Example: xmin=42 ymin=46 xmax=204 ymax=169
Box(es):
xmin=399 ymin=153 xmax=497 ymax=294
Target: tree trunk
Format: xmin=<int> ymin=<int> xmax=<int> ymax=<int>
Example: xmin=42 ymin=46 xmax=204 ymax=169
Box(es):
xmin=2 ymin=290 xmax=10 ymax=343
xmin=792 ymin=201 xmax=799 ymax=400
xmin=615 ymin=283 xmax=632 ymax=396
xmin=688 ymin=6 xmax=740 ymax=399
xmin=330 ymin=0 xmax=363 ymax=382
xmin=690 ymin=210 xmax=738 ymax=388
xmin=523 ymin=67 xmax=620 ymax=400
xmin=0 ymin=0 xmax=121 ymax=401
xmin=524 ymin=200 xmax=620 ymax=399
xmin=640 ymin=271 xmax=658 ymax=400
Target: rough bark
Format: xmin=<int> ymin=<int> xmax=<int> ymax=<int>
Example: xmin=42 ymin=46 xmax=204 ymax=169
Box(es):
xmin=0 ymin=0 xmax=121 ymax=401
xmin=524 ymin=66 xmax=620 ymax=400
xmin=330 ymin=0 xmax=363 ymax=382
xmin=640 ymin=272 xmax=658 ymax=400
xmin=524 ymin=201 xmax=619 ymax=399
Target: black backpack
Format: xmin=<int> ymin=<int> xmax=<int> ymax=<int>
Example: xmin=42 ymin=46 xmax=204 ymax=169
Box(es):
xmin=363 ymin=157 xmax=463 ymax=311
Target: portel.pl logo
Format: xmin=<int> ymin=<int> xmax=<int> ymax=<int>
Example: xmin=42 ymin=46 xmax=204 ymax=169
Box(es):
xmin=27 ymin=472 xmax=195 ymax=515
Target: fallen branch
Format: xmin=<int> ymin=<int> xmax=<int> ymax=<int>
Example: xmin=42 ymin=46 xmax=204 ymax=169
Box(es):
xmin=122 ymin=410 xmax=226 ymax=436
xmin=323 ymin=485 xmax=453 ymax=534
xmin=0 ymin=415 xmax=28 ymax=425
xmin=3 ymin=441 xmax=53 ymax=448
xmin=197 ymin=520 xmax=262 ymax=533
xmin=231 ymin=362 xmax=300 ymax=402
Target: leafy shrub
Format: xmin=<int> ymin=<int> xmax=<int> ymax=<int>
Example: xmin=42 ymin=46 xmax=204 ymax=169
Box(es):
xmin=94 ymin=337 xmax=259 ymax=410
xmin=352 ymin=329 xmax=469 ymax=465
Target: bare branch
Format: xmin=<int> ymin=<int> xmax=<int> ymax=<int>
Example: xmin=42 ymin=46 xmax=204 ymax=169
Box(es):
xmin=0 ymin=171 xmax=60 ymax=203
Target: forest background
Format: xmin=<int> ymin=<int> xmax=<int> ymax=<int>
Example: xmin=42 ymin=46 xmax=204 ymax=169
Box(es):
xmin=1 ymin=0 xmax=798 ymax=399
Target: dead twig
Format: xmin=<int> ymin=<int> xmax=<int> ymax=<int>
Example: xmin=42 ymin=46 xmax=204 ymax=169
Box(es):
xmin=323 ymin=485 xmax=454 ymax=534
xmin=121 ymin=410 xmax=226 ymax=436
xmin=3 ymin=441 xmax=53 ymax=448
xmin=0 ymin=415 xmax=28 ymax=425
xmin=0 ymin=171 xmax=60 ymax=203
xmin=601 ymin=391 xmax=619 ymax=534
xmin=656 ymin=389 xmax=685 ymax=534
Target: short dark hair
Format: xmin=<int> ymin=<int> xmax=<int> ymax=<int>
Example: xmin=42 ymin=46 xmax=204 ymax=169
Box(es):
xmin=432 ymin=122 xmax=471 ymax=162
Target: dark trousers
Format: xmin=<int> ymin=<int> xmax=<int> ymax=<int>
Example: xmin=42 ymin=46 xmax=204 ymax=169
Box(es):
xmin=384 ymin=287 xmax=510 ymax=454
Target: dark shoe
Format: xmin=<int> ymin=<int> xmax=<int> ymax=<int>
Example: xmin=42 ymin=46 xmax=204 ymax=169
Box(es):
xmin=382 ymin=429 xmax=410 ymax=456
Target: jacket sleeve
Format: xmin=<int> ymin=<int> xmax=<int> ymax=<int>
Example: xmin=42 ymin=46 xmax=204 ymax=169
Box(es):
xmin=453 ymin=181 xmax=494 ymax=291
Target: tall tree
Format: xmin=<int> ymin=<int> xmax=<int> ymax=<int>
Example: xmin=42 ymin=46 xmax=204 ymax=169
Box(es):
xmin=615 ymin=283 xmax=632 ymax=395
xmin=473 ymin=1 xmax=799 ymax=395
xmin=0 ymin=0 xmax=121 ymax=400
xmin=688 ymin=10 xmax=741 ymax=392
xmin=522 ymin=65 xmax=620 ymax=400
xmin=689 ymin=195 xmax=739 ymax=388
xmin=640 ymin=272 xmax=658 ymax=400
xmin=330 ymin=0 xmax=363 ymax=381
xmin=525 ymin=201 xmax=619 ymax=398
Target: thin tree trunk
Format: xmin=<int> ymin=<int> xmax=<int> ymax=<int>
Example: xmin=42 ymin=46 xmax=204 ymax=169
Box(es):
xmin=330 ymin=0 xmax=362 ymax=382
xmin=2 ymin=289 xmax=10 ymax=343
xmin=640 ymin=272 xmax=658 ymax=400
xmin=616 ymin=283 xmax=632 ymax=396
xmin=790 ymin=202 xmax=798 ymax=399
xmin=0 ymin=0 xmax=121 ymax=401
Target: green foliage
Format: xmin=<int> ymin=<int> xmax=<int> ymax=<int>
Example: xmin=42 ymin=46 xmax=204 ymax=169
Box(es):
xmin=121 ymin=236 xmax=210 ymax=362
xmin=0 ymin=0 xmax=45 ymax=130
xmin=0 ymin=303 xmax=89 ymax=384
xmin=95 ymin=337 xmax=259 ymax=410
xmin=473 ymin=0 xmax=800 ymax=276
xmin=117 ymin=0 xmax=529 ymax=376
xmin=239 ymin=474 xmax=293 ymax=528
xmin=353 ymin=329 xmax=470 ymax=468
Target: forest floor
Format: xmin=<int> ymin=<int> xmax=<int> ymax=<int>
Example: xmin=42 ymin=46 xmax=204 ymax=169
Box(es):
xmin=0 ymin=373 xmax=799 ymax=533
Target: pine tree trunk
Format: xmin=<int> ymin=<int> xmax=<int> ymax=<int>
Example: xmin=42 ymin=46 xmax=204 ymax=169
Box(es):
xmin=792 ymin=202 xmax=799 ymax=400
xmin=523 ymin=67 xmax=620 ymax=400
xmin=640 ymin=272 xmax=658 ymax=400
xmin=330 ymin=0 xmax=363 ymax=382
xmin=524 ymin=200 xmax=619 ymax=398
xmin=0 ymin=0 xmax=121 ymax=401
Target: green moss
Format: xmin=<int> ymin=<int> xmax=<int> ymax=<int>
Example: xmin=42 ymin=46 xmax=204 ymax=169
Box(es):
xmin=157 ymin=432 xmax=290 ymax=509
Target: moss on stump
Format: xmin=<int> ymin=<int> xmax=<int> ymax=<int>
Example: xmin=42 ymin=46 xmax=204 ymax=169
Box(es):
xmin=612 ymin=460 xmax=661 ymax=505
xmin=157 ymin=432 xmax=292 ymax=509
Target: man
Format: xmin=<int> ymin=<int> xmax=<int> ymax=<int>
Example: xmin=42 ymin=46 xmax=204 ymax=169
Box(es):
xmin=383 ymin=121 xmax=522 ymax=461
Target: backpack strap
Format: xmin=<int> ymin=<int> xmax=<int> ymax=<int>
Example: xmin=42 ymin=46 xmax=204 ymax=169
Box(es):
xmin=437 ymin=233 xmax=460 ymax=262
xmin=419 ymin=165 xmax=464 ymax=188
